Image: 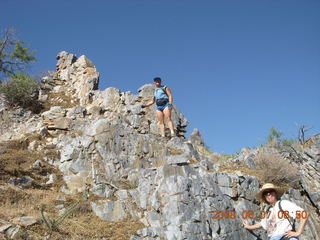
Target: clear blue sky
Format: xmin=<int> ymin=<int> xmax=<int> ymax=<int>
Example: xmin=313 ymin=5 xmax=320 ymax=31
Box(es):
xmin=2 ymin=0 xmax=319 ymax=153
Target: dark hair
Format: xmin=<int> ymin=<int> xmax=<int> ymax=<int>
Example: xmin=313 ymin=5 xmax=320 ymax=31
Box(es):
xmin=153 ymin=77 xmax=161 ymax=82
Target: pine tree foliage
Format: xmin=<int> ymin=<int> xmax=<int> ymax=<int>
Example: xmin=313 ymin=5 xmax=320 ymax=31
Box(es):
xmin=0 ymin=28 xmax=35 ymax=80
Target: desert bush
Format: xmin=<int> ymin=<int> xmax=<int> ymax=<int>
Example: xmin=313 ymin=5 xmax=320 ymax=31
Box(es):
xmin=254 ymin=151 xmax=299 ymax=188
xmin=0 ymin=73 xmax=42 ymax=112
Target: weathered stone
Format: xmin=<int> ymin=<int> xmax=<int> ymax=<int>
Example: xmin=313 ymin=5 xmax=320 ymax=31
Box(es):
xmin=91 ymin=200 xmax=127 ymax=221
xmin=46 ymin=174 xmax=57 ymax=185
xmin=166 ymin=138 xmax=198 ymax=165
xmin=32 ymin=160 xmax=42 ymax=169
xmin=12 ymin=216 xmax=38 ymax=227
xmin=55 ymin=204 xmax=64 ymax=210
xmin=115 ymin=190 xmax=129 ymax=200
xmin=5 ymin=225 xmax=25 ymax=240
xmin=28 ymin=141 xmax=39 ymax=152
xmin=8 ymin=176 xmax=34 ymax=188
xmin=189 ymin=128 xmax=204 ymax=146
xmin=0 ymin=224 xmax=12 ymax=233
xmin=56 ymin=195 xmax=67 ymax=202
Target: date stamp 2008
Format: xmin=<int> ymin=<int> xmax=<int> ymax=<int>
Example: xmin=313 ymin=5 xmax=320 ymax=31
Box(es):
xmin=209 ymin=210 xmax=308 ymax=220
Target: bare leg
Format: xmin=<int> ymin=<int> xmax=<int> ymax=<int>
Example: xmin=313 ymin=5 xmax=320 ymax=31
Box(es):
xmin=156 ymin=110 xmax=165 ymax=137
xmin=163 ymin=107 xmax=175 ymax=136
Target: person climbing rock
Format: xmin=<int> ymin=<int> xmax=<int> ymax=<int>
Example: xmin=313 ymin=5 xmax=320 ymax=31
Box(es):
xmin=142 ymin=77 xmax=175 ymax=137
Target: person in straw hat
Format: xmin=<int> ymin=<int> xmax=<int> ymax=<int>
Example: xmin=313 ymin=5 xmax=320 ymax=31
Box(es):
xmin=243 ymin=183 xmax=309 ymax=240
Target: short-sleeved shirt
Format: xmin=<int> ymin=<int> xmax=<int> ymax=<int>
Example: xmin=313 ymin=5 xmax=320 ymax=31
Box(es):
xmin=260 ymin=200 xmax=304 ymax=238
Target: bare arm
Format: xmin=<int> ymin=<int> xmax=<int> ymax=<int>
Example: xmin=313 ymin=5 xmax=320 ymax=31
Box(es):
xmin=166 ymin=87 xmax=173 ymax=105
xmin=142 ymin=97 xmax=155 ymax=108
xmin=243 ymin=220 xmax=262 ymax=230
xmin=285 ymin=211 xmax=309 ymax=238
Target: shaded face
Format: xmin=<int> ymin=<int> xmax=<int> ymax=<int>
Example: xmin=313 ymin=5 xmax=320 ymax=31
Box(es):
xmin=154 ymin=80 xmax=161 ymax=87
xmin=263 ymin=190 xmax=277 ymax=204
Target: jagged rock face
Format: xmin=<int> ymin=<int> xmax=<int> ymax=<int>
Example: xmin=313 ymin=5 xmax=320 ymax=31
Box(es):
xmin=0 ymin=52 xmax=319 ymax=240
xmin=57 ymin=123 xmax=267 ymax=239
xmin=127 ymin=168 xmax=263 ymax=240
xmin=56 ymin=51 xmax=99 ymax=106
xmin=299 ymin=134 xmax=320 ymax=209
xmin=0 ymin=107 xmax=42 ymax=141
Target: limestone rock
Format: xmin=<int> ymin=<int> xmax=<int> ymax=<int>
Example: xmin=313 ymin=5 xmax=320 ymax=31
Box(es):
xmin=56 ymin=51 xmax=99 ymax=106
xmin=0 ymin=224 xmax=12 ymax=233
xmin=32 ymin=160 xmax=42 ymax=169
xmin=12 ymin=216 xmax=38 ymax=227
xmin=91 ymin=200 xmax=127 ymax=221
xmin=5 ymin=225 xmax=26 ymax=240
xmin=189 ymin=128 xmax=205 ymax=146
xmin=46 ymin=174 xmax=57 ymax=184
xmin=42 ymin=106 xmax=71 ymax=130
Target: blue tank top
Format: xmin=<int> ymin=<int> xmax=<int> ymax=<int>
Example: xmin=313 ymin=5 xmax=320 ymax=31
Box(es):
xmin=154 ymin=86 xmax=169 ymax=100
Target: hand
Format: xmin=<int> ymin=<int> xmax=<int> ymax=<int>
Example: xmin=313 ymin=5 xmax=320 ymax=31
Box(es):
xmin=285 ymin=230 xmax=300 ymax=238
xmin=242 ymin=220 xmax=250 ymax=229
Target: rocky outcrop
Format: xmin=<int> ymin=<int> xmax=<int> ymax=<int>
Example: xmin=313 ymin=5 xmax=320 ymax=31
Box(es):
xmin=56 ymin=51 xmax=99 ymax=106
xmin=299 ymin=134 xmax=320 ymax=210
xmin=0 ymin=51 xmax=319 ymax=240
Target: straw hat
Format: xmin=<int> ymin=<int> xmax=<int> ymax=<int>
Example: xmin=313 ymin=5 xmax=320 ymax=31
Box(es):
xmin=256 ymin=183 xmax=285 ymax=203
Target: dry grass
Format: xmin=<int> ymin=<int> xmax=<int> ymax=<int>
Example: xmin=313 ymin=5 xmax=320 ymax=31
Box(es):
xmin=219 ymin=162 xmax=260 ymax=177
xmin=0 ymin=185 xmax=144 ymax=240
xmin=197 ymin=146 xmax=235 ymax=161
xmin=254 ymin=151 xmax=299 ymax=188
xmin=0 ymin=139 xmax=61 ymax=187
xmin=27 ymin=215 xmax=144 ymax=240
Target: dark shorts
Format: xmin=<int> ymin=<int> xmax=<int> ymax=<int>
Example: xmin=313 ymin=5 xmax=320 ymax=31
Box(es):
xmin=156 ymin=102 xmax=172 ymax=111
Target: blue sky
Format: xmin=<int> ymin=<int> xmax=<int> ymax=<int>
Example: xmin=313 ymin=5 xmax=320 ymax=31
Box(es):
xmin=2 ymin=0 xmax=319 ymax=153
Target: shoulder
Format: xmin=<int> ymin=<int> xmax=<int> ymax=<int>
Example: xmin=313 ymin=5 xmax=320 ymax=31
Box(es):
xmin=280 ymin=199 xmax=294 ymax=206
xmin=165 ymin=86 xmax=171 ymax=92
xmin=280 ymin=200 xmax=304 ymax=211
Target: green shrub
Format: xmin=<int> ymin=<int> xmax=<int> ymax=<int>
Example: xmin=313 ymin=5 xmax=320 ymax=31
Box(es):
xmin=268 ymin=127 xmax=282 ymax=144
xmin=266 ymin=127 xmax=297 ymax=148
xmin=0 ymin=73 xmax=41 ymax=111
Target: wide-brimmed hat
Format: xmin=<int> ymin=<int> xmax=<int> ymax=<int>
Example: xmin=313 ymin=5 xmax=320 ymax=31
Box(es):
xmin=256 ymin=183 xmax=285 ymax=203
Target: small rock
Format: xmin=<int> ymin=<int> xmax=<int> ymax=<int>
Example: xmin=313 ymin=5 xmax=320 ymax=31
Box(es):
xmin=5 ymin=225 xmax=24 ymax=239
xmin=115 ymin=190 xmax=128 ymax=200
xmin=8 ymin=176 xmax=34 ymax=188
xmin=32 ymin=160 xmax=42 ymax=170
xmin=28 ymin=141 xmax=39 ymax=152
xmin=12 ymin=216 xmax=38 ymax=227
xmin=0 ymin=224 xmax=12 ymax=233
xmin=46 ymin=174 xmax=57 ymax=184
xmin=39 ymin=128 xmax=49 ymax=138
xmin=56 ymin=196 xmax=67 ymax=202
xmin=55 ymin=204 xmax=65 ymax=210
